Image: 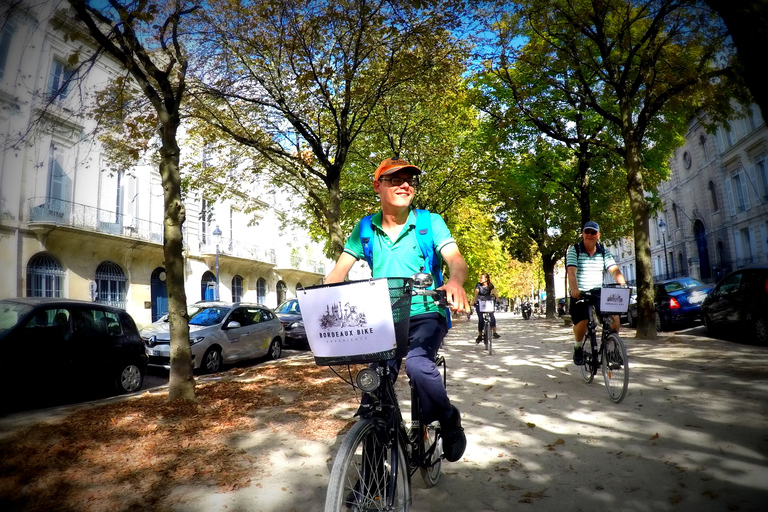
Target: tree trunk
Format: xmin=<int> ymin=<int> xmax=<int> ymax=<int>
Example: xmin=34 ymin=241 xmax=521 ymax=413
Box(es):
xmin=327 ymin=176 xmax=345 ymax=260
xmin=542 ymin=252 xmax=557 ymax=319
xmin=624 ymin=139 xmax=656 ymax=339
xmin=159 ymin=123 xmax=196 ymax=401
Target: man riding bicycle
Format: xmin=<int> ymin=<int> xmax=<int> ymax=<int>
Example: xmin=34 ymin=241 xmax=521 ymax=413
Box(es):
xmin=324 ymin=157 xmax=470 ymax=463
xmin=567 ymin=221 xmax=626 ymax=365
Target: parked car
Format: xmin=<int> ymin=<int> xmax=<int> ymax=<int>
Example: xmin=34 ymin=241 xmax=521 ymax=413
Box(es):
xmin=140 ymin=301 xmax=284 ymax=374
xmin=701 ymin=265 xmax=768 ymax=344
xmin=0 ymin=298 xmax=148 ymax=410
xmin=626 ymin=278 xmax=712 ymax=331
xmin=274 ymin=298 xmax=307 ymax=348
xmin=620 ymin=286 xmax=637 ymax=325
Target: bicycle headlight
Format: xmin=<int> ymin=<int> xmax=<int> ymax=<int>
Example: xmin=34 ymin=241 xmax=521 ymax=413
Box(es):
xmin=356 ymin=368 xmax=380 ymax=392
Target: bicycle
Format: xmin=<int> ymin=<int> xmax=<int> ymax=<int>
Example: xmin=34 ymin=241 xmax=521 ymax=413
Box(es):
xmin=477 ymin=298 xmax=495 ymax=355
xmin=307 ymin=273 xmax=450 ymax=512
xmin=576 ymin=286 xmax=630 ymax=404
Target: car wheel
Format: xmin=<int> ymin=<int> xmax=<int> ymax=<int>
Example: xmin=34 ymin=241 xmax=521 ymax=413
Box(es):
xmin=116 ymin=363 xmax=144 ymax=394
xmin=655 ymin=311 xmax=665 ymax=332
xmin=703 ymin=313 xmax=718 ymax=337
xmin=268 ymin=338 xmax=282 ymax=360
xmin=754 ymin=317 xmax=768 ymax=345
xmin=202 ymin=347 xmax=222 ymax=374
xmin=628 ymin=310 xmax=637 ymax=328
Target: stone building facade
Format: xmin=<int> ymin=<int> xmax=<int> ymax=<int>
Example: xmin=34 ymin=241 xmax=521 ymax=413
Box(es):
xmin=609 ymin=104 xmax=768 ymax=285
xmin=0 ymin=1 xmax=330 ymax=328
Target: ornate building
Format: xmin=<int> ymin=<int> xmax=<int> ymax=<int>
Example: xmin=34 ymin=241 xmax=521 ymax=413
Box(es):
xmin=609 ymin=104 xmax=768 ymax=285
xmin=0 ymin=1 xmax=330 ymax=327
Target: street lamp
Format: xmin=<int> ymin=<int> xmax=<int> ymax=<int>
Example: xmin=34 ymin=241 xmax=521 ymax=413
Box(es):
xmin=213 ymin=225 xmax=222 ymax=300
xmin=658 ymin=219 xmax=669 ymax=279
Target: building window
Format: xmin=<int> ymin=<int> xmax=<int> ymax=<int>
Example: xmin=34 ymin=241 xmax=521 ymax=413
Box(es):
xmin=757 ymin=158 xmax=768 ymax=203
xmin=95 ymin=261 xmax=127 ymax=309
xmin=26 ymin=253 xmax=64 ymax=297
xmin=200 ymin=198 xmax=210 ymax=245
xmin=740 ymin=227 xmax=753 ymax=264
xmin=699 ymin=135 xmax=708 ymax=161
xmin=708 ymin=181 xmax=718 ymax=211
xmin=0 ymin=25 xmax=14 ymax=81
xmin=732 ymin=172 xmax=748 ymax=212
xmin=256 ymin=277 xmax=267 ymax=304
xmin=48 ymin=58 xmax=75 ymax=102
xmin=672 ymin=203 xmax=680 ymax=229
xmin=276 ymin=281 xmax=287 ymax=305
xmin=47 ymin=145 xmax=71 ymax=215
xmin=232 ymin=275 xmax=243 ymax=302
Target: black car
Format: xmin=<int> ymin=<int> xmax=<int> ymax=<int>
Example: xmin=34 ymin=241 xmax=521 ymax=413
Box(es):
xmin=626 ymin=278 xmax=712 ymax=331
xmin=701 ymin=265 xmax=768 ymax=344
xmin=274 ymin=298 xmax=307 ymax=348
xmin=0 ymin=298 xmax=148 ymax=411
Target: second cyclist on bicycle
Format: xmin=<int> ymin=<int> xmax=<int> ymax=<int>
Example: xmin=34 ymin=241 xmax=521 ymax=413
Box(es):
xmin=567 ymin=221 xmax=626 ymax=364
xmin=471 ymin=272 xmax=500 ymax=343
xmin=324 ymin=156 xmax=471 ymax=463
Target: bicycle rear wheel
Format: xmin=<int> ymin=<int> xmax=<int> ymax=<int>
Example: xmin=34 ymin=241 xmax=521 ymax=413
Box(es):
xmin=580 ymin=337 xmax=595 ymax=383
xmin=324 ymin=418 xmax=411 ymax=512
xmin=602 ymin=333 xmax=629 ymax=403
xmin=418 ymin=422 xmax=442 ymax=488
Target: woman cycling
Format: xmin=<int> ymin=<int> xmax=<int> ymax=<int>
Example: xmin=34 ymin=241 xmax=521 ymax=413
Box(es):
xmin=471 ymin=273 xmax=500 ymax=343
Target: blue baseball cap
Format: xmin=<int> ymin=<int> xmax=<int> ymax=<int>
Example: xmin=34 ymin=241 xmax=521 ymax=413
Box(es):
xmin=583 ymin=221 xmax=600 ymax=232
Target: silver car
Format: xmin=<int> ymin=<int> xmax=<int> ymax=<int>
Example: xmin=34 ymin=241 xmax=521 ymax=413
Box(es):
xmin=140 ymin=302 xmax=284 ymax=374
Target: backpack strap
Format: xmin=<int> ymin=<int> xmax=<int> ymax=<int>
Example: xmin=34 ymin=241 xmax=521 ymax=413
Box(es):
xmin=414 ymin=209 xmax=443 ymax=287
xmin=360 ymin=215 xmax=374 ymax=269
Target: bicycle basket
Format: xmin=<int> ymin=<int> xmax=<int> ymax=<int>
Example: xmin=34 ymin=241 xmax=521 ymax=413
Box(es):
xmin=477 ymin=299 xmax=495 ymax=313
xmin=297 ymin=277 xmax=412 ymax=365
xmin=599 ymin=286 xmax=630 ymax=313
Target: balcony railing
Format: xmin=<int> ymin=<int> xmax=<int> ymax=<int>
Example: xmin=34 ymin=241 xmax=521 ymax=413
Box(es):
xmin=28 ymin=197 xmax=163 ymax=244
xmin=201 ymin=238 xmax=277 ymax=265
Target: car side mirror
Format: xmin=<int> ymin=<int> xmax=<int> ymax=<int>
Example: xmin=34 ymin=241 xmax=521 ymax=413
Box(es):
xmin=225 ymin=320 xmax=241 ymax=329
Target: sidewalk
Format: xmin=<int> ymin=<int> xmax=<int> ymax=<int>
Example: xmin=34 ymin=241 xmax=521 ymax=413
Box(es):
xmin=3 ymin=313 xmax=767 ymax=511
xmin=166 ymin=312 xmax=768 ymax=512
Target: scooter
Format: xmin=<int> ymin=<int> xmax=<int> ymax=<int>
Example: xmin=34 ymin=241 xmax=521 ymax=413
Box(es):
xmin=521 ymin=302 xmax=532 ymax=320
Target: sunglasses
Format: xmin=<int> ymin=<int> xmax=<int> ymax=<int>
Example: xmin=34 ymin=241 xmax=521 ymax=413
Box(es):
xmin=584 ymin=229 xmax=598 ymax=235
xmin=378 ymin=176 xmax=419 ymax=187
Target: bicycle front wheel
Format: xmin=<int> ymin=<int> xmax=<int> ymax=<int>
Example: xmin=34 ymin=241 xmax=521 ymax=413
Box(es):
xmin=580 ymin=337 xmax=595 ymax=383
xmin=602 ymin=333 xmax=629 ymax=403
xmin=484 ymin=321 xmax=491 ymax=352
xmin=325 ymin=418 xmax=411 ymax=512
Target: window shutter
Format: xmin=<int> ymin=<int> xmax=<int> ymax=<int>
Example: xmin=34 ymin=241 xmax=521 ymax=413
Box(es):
xmin=733 ymin=229 xmax=743 ymax=264
xmin=741 ymin=171 xmax=751 ymax=210
xmin=748 ymin=226 xmax=757 ymax=262
xmin=747 ymin=165 xmax=761 ymax=205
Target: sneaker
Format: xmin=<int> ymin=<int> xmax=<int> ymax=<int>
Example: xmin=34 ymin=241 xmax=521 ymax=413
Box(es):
xmin=573 ymin=346 xmax=584 ymax=365
xmin=475 ymin=335 xmax=482 ymax=344
xmin=440 ymin=405 xmax=466 ymax=462
xmin=493 ymin=332 xmax=500 ymax=339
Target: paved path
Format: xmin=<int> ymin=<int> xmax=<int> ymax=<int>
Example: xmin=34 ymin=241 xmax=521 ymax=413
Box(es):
xmin=165 ymin=312 xmax=768 ymax=512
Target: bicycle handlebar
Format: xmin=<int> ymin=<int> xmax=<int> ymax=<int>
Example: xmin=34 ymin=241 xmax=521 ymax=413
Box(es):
xmin=412 ymin=288 xmax=449 ymax=308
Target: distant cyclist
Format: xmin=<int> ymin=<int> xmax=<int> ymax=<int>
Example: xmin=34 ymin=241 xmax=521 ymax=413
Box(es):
xmin=324 ymin=157 xmax=470 ymax=463
xmin=567 ymin=221 xmax=626 ymax=364
xmin=471 ymin=272 xmax=500 ymax=343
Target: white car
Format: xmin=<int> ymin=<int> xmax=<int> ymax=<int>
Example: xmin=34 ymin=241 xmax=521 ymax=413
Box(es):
xmin=140 ymin=302 xmax=284 ymax=373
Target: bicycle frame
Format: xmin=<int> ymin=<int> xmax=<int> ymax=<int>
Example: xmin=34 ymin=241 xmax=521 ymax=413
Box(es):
xmin=582 ymin=303 xmax=614 ymax=376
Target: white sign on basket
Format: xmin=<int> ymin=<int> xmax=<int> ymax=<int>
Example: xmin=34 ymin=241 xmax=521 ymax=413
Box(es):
xmin=298 ymin=279 xmax=397 ymax=360
xmin=478 ymin=299 xmax=495 ymax=313
xmin=600 ymin=287 xmax=631 ymax=313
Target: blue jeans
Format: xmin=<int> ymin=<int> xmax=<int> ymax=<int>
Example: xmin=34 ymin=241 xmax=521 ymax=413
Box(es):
xmin=476 ymin=303 xmax=496 ymax=332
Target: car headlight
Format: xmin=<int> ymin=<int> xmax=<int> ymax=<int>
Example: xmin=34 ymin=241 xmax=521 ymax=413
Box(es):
xmin=190 ymin=336 xmax=206 ymax=345
xmin=289 ymin=321 xmax=304 ymax=328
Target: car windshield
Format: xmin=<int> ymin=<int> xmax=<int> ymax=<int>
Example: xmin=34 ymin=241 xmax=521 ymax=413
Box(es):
xmin=189 ymin=307 xmax=230 ymax=326
xmin=0 ymin=302 xmax=33 ymax=339
xmin=664 ymin=278 xmax=704 ymax=293
xmin=276 ymin=300 xmax=300 ymax=314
